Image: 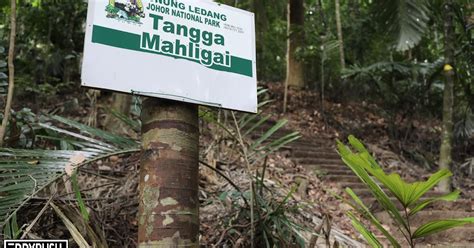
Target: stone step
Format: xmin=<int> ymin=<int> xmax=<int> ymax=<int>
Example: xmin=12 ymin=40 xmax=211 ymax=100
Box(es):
xmin=273 ymin=140 xmax=330 ymax=148
xmin=418 ymin=242 xmax=474 ymax=248
xmin=295 ymin=158 xmax=344 ymax=165
xmin=292 ymin=150 xmax=339 ymax=158
xmin=363 ymin=197 xmax=434 ymax=211
xmin=375 ymin=211 xmax=474 ymax=242
xmin=338 ymin=182 xmax=367 ymax=189
xmin=428 ymin=199 xmax=473 ymax=211
xmin=410 ymin=210 xmax=474 ymax=225
xmin=292 ymin=154 xmax=341 ymax=160
xmin=363 ymin=197 xmax=473 ymax=212
xmin=307 ymin=164 xmax=351 ymax=172
xmin=289 ymin=143 xmax=334 ymax=149
xmin=349 ymin=188 xmax=444 ymax=199
xmin=326 ymin=175 xmax=361 ymax=183
xmin=418 ymin=226 xmax=474 ymax=243
xmin=251 ymin=132 xmax=298 ymax=140
xmin=321 ymin=169 xmax=355 ymax=176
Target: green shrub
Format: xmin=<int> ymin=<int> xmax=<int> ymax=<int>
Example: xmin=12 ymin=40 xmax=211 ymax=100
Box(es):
xmin=337 ymin=135 xmax=474 ymax=248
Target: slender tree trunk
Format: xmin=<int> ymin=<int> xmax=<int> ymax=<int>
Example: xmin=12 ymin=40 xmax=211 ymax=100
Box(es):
xmin=439 ymin=0 xmax=455 ymax=192
xmin=320 ymin=43 xmax=325 ymax=114
xmin=0 ymin=0 xmax=16 ymax=147
xmin=335 ymin=0 xmax=346 ymax=70
xmin=284 ymin=0 xmax=305 ymax=112
xmin=104 ymin=93 xmax=132 ymax=132
xmin=138 ymin=98 xmax=199 ymax=247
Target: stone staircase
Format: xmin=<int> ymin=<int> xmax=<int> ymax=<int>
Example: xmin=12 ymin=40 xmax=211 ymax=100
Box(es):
xmin=256 ymin=123 xmax=474 ymax=247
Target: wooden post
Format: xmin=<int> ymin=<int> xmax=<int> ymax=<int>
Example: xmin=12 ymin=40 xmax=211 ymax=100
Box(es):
xmin=138 ymin=98 xmax=199 ymax=247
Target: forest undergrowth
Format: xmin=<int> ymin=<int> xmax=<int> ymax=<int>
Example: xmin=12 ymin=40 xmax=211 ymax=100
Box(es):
xmin=4 ymin=82 xmax=473 ymax=247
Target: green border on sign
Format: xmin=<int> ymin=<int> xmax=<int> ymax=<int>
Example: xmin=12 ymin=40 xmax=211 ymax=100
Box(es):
xmin=91 ymin=25 xmax=253 ymax=78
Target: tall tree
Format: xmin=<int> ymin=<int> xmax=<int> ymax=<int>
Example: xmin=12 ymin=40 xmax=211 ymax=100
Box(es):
xmin=0 ymin=0 xmax=16 ymax=146
xmin=283 ymin=0 xmax=305 ymax=112
xmin=438 ymin=0 xmax=455 ymax=192
xmin=335 ymin=0 xmax=346 ymax=70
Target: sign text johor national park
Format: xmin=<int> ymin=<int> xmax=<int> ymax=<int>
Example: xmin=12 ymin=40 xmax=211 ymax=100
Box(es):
xmin=82 ymin=0 xmax=257 ymax=113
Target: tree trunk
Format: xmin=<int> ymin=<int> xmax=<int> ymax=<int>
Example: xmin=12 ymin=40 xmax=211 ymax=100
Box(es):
xmin=285 ymin=0 xmax=305 ymax=89
xmin=284 ymin=0 xmax=305 ymax=112
xmin=335 ymin=0 xmax=346 ymax=70
xmin=438 ymin=0 xmax=455 ymax=192
xmin=0 ymin=0 xmax=16 ymax=147
xmin=138 ymin=98 xmax=199 ymax=247
xmin=104 ymin=93 xmax=132 ymax=132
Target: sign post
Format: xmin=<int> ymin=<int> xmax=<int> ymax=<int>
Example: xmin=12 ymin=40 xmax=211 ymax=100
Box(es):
xmin=139 ymin=98 xmax=199 ymax=246
xmin=82 ymin=0 xmax=256 ymax=246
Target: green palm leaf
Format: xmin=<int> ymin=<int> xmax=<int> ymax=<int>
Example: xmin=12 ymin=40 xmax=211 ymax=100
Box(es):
xmin=345 ymin=136 xmax=452 ymax=207
xmin=409 ymin=190 xmax=460 ymax=216
xmin=0 ymin=116 xmax=140 ymax=228
xmin=412 ymin=218 xmax=474 ymax=239
xmin=375 ymin=0 xmax=430 ymax=51
xmin=337 ymin=141 xmax=408 ymax=230
xmin=345 ymin=188 xmax=400 ymax=247
xmin=347 ymin=211 xmax=383 ymax=248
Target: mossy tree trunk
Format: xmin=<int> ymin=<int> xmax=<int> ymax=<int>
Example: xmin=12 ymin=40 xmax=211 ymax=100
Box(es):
xmin=138 ymin=98 xmax=199 ymax=247
xmin=283 ymin=0 xmax=305 ymax=112
xmin=438 ymin=0 xmax=455 ymax=192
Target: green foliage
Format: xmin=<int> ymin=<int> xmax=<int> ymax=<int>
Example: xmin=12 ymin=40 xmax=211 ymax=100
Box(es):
xmin=343 ymin=59 xmax=445 ymax=116
xmin=375 ymin=0 xmax=430 ymax=52
xmin=0 ymin=115 xmax=139 ymax=229
xmin=203 ymin=86 xmax=305 ymax=246
xmin=202 ymin=87 xmax=301 ymax=164
xmin=71 ymin=172 xmax=89 ymax=222
xmin=220 ymin=182 xmax=306 ymax=247
xmin=412 ymin=217 xmax=474 ymax=239
xmin=337 ymin=136 xmax=474 ymax=247
xmin=0 ymin=1 xmax=87 ymax=99
xmin=3 ymin=213 xmax=20 ymax=239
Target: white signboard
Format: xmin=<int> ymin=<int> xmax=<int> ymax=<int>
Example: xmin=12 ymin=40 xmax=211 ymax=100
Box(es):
xmin=82 ymin=0 xmax=257 ymax=113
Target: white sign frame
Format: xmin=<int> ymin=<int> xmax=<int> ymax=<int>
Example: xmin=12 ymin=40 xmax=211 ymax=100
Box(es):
xmin=82 ymin=0 xmax=257 ymax=113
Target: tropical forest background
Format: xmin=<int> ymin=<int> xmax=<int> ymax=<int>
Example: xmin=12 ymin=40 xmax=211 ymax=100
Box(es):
xmin=0 ymin=0 xmax=473 ymax=247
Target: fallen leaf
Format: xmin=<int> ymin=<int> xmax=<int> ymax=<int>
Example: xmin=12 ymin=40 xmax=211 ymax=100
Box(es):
xmin=65 ymin=164 xmax=75 ymax=176
xmin=70 ymin=153 xmax=86 ymax=165
xmin=64 ymin=153 xmax=86 ymax=176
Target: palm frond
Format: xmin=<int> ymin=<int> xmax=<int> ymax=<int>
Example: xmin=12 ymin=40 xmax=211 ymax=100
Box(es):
xmin=0 ymin=116 xmax=140 ymax=228
xmin=376 ymin=0 xmax=430 ymax=51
